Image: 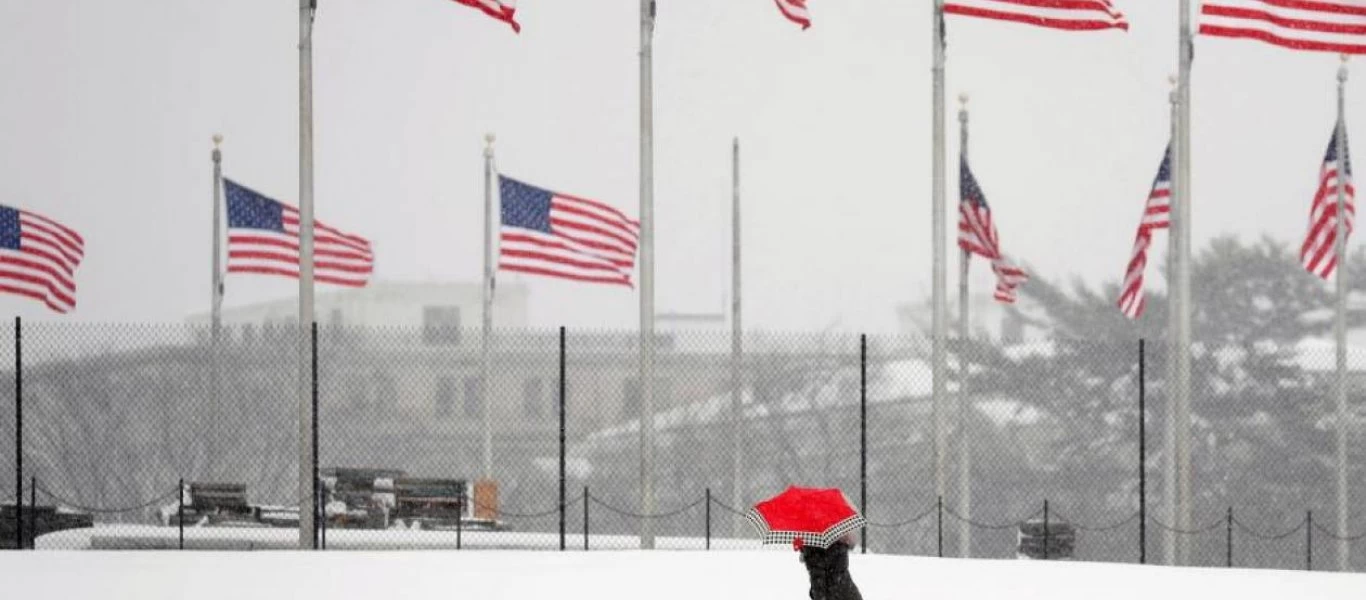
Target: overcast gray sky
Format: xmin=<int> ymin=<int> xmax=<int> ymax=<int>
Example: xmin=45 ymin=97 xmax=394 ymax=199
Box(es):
xmin=0 ymin=1 xmax=1361 ymax=332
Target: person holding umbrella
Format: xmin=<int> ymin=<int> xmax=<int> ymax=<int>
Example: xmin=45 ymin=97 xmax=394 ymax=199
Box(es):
xmin=747 ymin=486 xmax=865 ymax=600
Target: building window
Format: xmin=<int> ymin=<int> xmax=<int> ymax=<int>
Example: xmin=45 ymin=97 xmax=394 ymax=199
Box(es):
xmin=464 ymin=376 xmax=484 ymax=418
xmin=423 ymin=306 xmax=461 ymax=345
xmin=522 ymin=378 xmax=543 ymax=418
xmin=435 ymin=376 xmax=456 ymax=417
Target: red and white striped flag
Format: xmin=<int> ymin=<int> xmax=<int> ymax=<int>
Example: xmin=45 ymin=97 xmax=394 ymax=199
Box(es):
xmin=776 ymin=0 xmax=812 ymax=30
xmin=499 ymin=176 xmax=639 ymax=287
xmin=944 ymin=0 xmax=1129 ymax=32
xmin=224 ymin=179 xmax=374 ymax=288
xmin=0 ymin=205 xmax=84 ymax=313
xmin=958 ymin=155 xmax=1028 ymax=303
xmin=1301 ymin=125 xmax=1356 ymax=279
xmin=451 ymin=0 xmax=520 ymax=33
xmin=1201 ymin=0 xmax=1366 ymax=55
xmin=1117 ymin=145 xmax=1172 ymax=319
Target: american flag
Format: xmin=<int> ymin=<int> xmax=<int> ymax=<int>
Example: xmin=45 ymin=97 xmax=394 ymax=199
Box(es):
xmin=451 ymin=0 xmax=520 ymax=33
xmin=499 ymin=176 xmax=639 ymax=287
xmin=0 ymin=205 xmax=84 ymax=313
xmin=224 ymin=179 xmax=374 ymax=288
xmin=1117 ymin=145 xmax=1172 ymax=319
xmin=1201 ymin=0 xmax=1366 ymax=55
xmin=1301 ymin=125 xmax=1356 ymax=279
xmin=958 ymin=155 xmax=1028 ymax=303
xmin=944 ymin=0 xmax=1130 ymax=31
xmin=776 ymin=0 xmax=812 ymax=30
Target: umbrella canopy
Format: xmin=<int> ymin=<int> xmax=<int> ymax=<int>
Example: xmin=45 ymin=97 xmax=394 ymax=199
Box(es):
xmin=745 ymin=486 xmax=865 ymax=549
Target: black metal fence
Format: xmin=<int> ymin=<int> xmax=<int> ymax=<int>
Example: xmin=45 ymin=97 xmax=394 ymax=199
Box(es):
xmin=1 ymin=319 xmax=1363 ymax=572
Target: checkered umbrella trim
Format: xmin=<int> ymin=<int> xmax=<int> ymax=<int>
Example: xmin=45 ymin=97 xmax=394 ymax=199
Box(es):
xmin=744 ymin=507 xmax=867 ymax=549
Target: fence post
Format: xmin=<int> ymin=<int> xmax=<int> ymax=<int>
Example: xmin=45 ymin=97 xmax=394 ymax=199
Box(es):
xmin=14 ymin=316 xmax=21 ymax=551
xmin=1226 ymin=506 xmax=1232 ymax=568
xmin=1043 ymin=499 xmax=1050 ymax=560
xmin=937 ymin=496 xmax=943 ymax=558
xmin=179 ymin=479 xmax=185 ymax=550
xmin=860 ymin=333 xmax=868 ymax=555
xmin=310 ymin=321 xmax=320 ymax=550
xmin=1138 ymin=338 xmax=1147 ymax=565
xmin=705 ymin=488 xmax=712 ymax=551
xmin=583 ymin=486 xmax=590 ymax=551
xmin=559 ymin=326 xmax=567 ymax=552
xmin=456 ymin=497 xmax=463 ymax=550
xmin=1307 ymin=510 xmax=1313 ymax=571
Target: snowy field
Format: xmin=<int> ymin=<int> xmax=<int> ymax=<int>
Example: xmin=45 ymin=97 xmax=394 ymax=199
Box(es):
xmin=5 ymin=549 xmax=1365 ymax=600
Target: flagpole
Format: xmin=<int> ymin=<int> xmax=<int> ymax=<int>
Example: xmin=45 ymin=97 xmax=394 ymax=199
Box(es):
xmin=1163 ymin=75 xmax=1179 ymax=567
xmin=956 ymin=92 xmax=972 ymax=558
xmin=931 ymin=0 xmax=949 ymax=514
xmin=1335 ymin=53 xmax=1350 ymax=573
xmin=211 ymin=133 xmax=224 ymax=475
xmin=1174 ymin=0 xmax=1195 ymax=565
xmin=730 ymin=136 xmax=744 ymax=539
xmin=297 ymin=0 xmax=317 ymax=550
xmin=482 ymin=132 xmax=496 ymax=484
xmin=638 ymin=0 xmax=657 ymax=551
xmin=212 ymin=134 xmax=224 ymax=342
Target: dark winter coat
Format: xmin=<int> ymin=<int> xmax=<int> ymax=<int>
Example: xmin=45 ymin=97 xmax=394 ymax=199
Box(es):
xmin=799 ymin=541 xmax=863 ymax=600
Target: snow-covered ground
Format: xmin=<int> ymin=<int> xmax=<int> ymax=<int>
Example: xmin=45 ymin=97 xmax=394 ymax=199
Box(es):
xmin=35 ymin=523 xmax=762 ymax=551
xmin=5 ymin=549 xmax=1364 ymax=600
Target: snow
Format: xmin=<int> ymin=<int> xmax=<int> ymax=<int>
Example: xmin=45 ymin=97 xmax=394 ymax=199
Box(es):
xmin=36 ymin=524 xmax=763 ymax=552
xmin=6 ymin=548 xmax=1365 ymax=600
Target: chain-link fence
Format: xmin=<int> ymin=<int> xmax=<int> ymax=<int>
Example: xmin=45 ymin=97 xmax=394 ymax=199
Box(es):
xmin=1 ymin=321 xmax=1363 ymax=571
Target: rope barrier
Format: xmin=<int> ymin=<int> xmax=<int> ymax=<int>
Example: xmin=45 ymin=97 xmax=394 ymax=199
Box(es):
xmin=467 ymin=492 xmax=583 ymax=519
xmin=1310 ymin=520 xmax=1366 ymax=542
xmin=1231 ymin=516 xmax=1307 ymax=541
xmin=1148 ymin=515 xmax=1227 ymax=536
xmin=1051 ymin=510 xmax=1142 ymax=533
xmin=589 ymin=495 xmax=706 ymax=520
xmin=942 ymin=505 xmax=1044 ymax=531
xmin=708 ymin=497 xmax=748 ymax=517
xmin=866 ymin=504 xmax=939 ymax=529
xmin=34 ymin=484 xmax=178 ymax=515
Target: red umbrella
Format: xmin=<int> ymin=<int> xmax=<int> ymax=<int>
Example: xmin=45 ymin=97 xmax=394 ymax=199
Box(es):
xmin=745 ymin=486 xmax=866 ymax=549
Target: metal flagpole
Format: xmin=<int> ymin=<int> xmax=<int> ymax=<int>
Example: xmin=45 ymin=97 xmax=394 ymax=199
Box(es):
xmin=730 ymin=136 xmax=744 ymax=538
xmin=297 ymin=0 xmax=318 ymax=550
xmin=1175 ymin=0 xmax=1195 ymax=565
xmin=212 ymin=134 xmax=224 ymax=339
xmin=1163 ymin=75 xmax=1179 ymax=567
xmin=482 ymin=133 xmax=496 ymax=484
xmin=1335 ymin=53 xmax=1350 ymax=573
xmin=956 ymin=93 xmax=972 ymax=558
xmin=638 ymin=0 xmax=657 ymax=550
xmin=211 ymin=133 xmax=225 ymax=474
xmin=931 ymin=0 xmax=949 ymax=514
